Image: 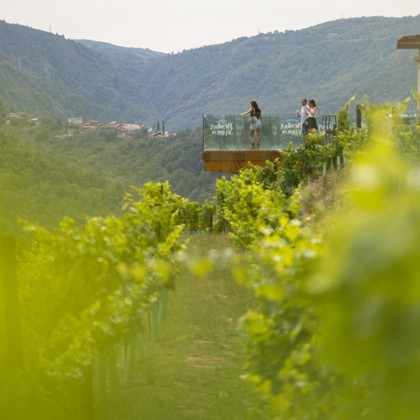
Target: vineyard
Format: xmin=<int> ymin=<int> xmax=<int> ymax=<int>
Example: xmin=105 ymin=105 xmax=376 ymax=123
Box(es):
xmin=1 ymin=98 xmax=420 ymax=419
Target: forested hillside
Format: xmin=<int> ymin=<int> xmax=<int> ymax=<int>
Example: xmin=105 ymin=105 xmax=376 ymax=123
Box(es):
xmin=0 ymin=127 xmax=125 ymax=233
xmin=0 ymin=15 xmax=419 ymax=131
xmin=0 ymin=111 xmax=220 ymax=234
xmin=135 ymin=15 xmax=420 ymax=129
xmin=25 ymin=125 xmax=220 ymax=202
xmin=0 ymin=21 xmax=162 ymax=123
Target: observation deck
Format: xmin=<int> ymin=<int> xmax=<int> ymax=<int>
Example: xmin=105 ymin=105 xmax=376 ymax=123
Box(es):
xmin=202 ymin=114 xmax=335 ymax=173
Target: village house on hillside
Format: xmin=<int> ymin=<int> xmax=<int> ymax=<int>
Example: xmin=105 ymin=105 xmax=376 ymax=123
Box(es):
xmin=67 ymin=117 xmax=176 ymax=139
xmin=2 ymin=113 xmax=176 ymax=139
xmin=6 ymin=112 xmax=40 ymax=126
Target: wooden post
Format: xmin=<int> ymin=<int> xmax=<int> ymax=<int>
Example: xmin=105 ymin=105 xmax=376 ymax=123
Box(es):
xmin=0 ymin=235 xmax=24 ymax=369
xmin=106 ymin=349 xmax=121 ymax=394
xmin=416 ymin=55 xmax=420 ymax=122
xmin=124 ymin=334 xmax=136 ymax=381
xmin=356 ymin=104 xmax=362 ymax=129
xmin=81 ymin=367 xmax=94 ymax=420
xmin=94 ymin=353 xmax=106 ymax=405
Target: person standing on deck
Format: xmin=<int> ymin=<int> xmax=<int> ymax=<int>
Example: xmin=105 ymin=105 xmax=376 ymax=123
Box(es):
xmin=296 ymin=98 xmax=309 ymax=136
xmin=241 ymin=99 xmax=262 ymax=149
xmin=307 ymin=99 xmax=319 ymax=133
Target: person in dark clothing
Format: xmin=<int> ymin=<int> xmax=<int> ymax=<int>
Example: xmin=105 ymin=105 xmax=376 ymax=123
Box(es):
xmin=307 ymin=99 xmax=318 ymax=133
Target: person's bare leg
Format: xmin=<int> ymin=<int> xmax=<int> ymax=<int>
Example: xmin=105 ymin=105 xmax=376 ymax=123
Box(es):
xmin=249 ymin=129 xmax=255 ymax=149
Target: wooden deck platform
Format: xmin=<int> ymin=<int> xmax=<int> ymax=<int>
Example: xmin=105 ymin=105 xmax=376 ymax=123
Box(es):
xmin=202 ymin=150 xmax=282 ymax=173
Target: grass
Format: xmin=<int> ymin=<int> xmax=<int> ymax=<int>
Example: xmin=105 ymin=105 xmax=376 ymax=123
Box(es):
xmin=94 ymin=233 xmax=269 ymax=420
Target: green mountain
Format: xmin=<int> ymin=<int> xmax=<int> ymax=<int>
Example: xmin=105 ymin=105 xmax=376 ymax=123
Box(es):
xmin=0 ymin=16 xmax=419 ymax=131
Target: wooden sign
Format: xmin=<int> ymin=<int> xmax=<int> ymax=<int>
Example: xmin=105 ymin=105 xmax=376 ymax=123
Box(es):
xmin=397 ymin=35 xmax=420 ymax=50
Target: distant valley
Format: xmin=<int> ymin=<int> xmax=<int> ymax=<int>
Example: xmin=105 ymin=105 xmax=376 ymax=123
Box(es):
xmin=0 ymin=15 xmax=419 ymax=131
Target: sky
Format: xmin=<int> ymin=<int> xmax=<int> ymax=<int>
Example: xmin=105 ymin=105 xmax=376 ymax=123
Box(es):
xmin=2 ymin=0 xmax=419 ymax=53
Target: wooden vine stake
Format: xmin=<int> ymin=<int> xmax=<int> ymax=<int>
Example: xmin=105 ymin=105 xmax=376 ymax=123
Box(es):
xmin=0 ymin=235 xmax=24 ymax=369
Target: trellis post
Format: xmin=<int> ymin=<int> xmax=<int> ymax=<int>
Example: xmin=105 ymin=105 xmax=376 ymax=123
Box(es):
xmin=0 ymin=235 xmax=24 ymax=369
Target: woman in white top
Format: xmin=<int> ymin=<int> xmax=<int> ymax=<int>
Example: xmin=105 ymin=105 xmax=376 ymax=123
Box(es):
xmin=306 ymin=99 xmax=318 ymax=133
